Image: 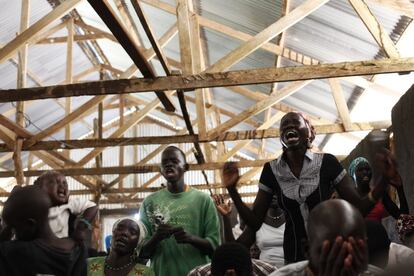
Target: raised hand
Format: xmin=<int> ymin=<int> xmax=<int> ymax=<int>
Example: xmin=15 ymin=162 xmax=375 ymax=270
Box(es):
xmin=212 ymin=194 xmax=232 ymax=216
xmin=222 ymin=162 xmax=240 ymax=189
xmin=375 ymin=149 xmax=402 ymax=187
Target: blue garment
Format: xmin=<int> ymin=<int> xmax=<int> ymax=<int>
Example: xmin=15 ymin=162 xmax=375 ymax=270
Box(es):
xmin=104 ymin=235 xmax=112 ymax=252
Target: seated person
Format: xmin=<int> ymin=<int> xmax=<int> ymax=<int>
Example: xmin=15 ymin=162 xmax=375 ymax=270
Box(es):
xmin=270 ymin=199 xmax=383 ymax=276
xmin=88 ymin=218 xmax=154 ymax=276
xmin=213 ymin=194 xmax=285 ymax=268
xmin=34 ymin=171 xmax=98 ymax=241
xmin=388 ymin=214 xmax=414 ymax=266
xmin=189 ymin=242 xmax=275 ymax=276
xmin=139 ymin=146 xmax=220 ymax=276
xmin=0 ymin=185 xmax=87 ymax=275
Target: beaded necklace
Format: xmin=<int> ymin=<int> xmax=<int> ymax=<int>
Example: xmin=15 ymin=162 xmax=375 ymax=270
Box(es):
xmin=104 ymin=255 xmax=134 ymax=271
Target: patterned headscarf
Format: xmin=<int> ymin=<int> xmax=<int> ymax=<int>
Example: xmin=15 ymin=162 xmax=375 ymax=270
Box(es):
xmin=112 ymin=217 xmax=148 ymax=255
xmin=348 ymin=157 xmax=370 ymax=182
xmin=396 ymin=214 xmax=414 ymax=240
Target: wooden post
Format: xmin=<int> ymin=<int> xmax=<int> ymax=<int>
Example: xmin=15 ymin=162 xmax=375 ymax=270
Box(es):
xmin=93 ymin=118 xmax=102 ymax=202
xmin=65 ymin=18 xmax=74 ymax=159
xmin=133 ymin=125 xmax=138 ymax=187
xmin=25 ymin=153 xmax=33 ymax=186
xmin=16 ymin=0 xmax=30 ymax=129
xmin=119 ymin=95 xmax=125 ymax=188
xmin=13 ymin=138 xmax=24 ymax=185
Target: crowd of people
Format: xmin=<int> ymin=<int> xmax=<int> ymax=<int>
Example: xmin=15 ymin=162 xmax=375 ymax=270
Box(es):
xmin=0 ymin=111 xmax=413 ymax=276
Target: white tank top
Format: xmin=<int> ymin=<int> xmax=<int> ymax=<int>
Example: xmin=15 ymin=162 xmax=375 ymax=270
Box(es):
xmin=256 ymin=222 xmax=285 ymax=268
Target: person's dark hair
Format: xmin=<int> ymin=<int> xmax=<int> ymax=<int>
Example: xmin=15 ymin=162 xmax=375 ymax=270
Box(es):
xmin=33 ymin=171 xmax=63 ymax=186
xmin=2 ymin=185 xmax=51 ymax=240
xmin=211 ymin=242 xmax=253 ymax=276
xmin=164 ymin=146 xmax=187 ymax=163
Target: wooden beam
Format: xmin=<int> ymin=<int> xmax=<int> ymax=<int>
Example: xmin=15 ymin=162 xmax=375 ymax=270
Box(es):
xmin=120 ymin=23 xmax=178 ymax=78
xmin=328 ymin=79 xmax=353 ymax=131
xmin=205 ymin=0 xmax=329 ymax=72
xmin=0 ymin=116 xmax=101 ymax=190
xmin=176 ymin=0 xmax=194 ymax=74
xmin=132 ymin=0 xmax=171 ymax=74
xmin=141 ymin=0 xmax=401 ymax=96
xmin=119 ymin=95 xmax=125 ymax=188
xmin=36 ymin=33 xmax=113 ymax=44
xmin=191 ymin=13 xmax=209 ymax=142
xmin=218 ymin=112 xmax=285 ymax=162
xmin=0 ymin=120 xmax=390 ymax=152
xmin=348 ymin=0 xmax=399 ymax=58
xmin=25 ymin=153 xmax=34 ymax=186
xmin=0 ymin=114 xmax=31 ymax=139
xmin=16 ymin=0 xmax=30 ymax=129
xmin=24 ymin=96 xmax=106 ymax=148
xmin=0 ymin=159 xmax=272 ymax=177
xmin=3 ymin=57 xmax=413 ymax=102
xmin=76 ymin=91 xmax=175 ymax=167
xmin=87 ymin=0 xmax=175 ymax=112
xmin=184 ymin=95 xmax=261 ymax=128
xmin=65 ymin=18 xmax=74 ymax=159
xmin=114 ymin=0 xmax=145 ymax=46
xmin=74 ymin=20 xmax=118 ymax=42
xmin=206 ymin=81 xmax=311 ymax=139
xmin=367 ymin=0 xmax=414 ymax=19
xmin=0 ymin=0 xmax=83 ymax=64
xmin=142 ymin=0 xmax=320 ymax=66
xmin=13 ymin=139 xmax=24 ymax=185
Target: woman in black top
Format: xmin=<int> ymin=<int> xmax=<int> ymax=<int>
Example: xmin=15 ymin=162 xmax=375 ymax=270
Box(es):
xmin=222 ymin=112 xmax=387 ymax=264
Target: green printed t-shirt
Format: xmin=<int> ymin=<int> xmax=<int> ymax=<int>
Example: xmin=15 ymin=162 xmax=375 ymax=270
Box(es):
xmin=139 ymin=187 xmax=220 ymax=276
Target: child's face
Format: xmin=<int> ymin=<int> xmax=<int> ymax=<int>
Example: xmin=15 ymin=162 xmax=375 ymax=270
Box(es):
xmin=41 ymin=174 xmax=69 ymax=206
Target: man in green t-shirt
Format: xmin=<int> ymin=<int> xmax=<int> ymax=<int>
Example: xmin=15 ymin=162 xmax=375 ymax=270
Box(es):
xmin=139 ymin=146 xmax=220 ymax=276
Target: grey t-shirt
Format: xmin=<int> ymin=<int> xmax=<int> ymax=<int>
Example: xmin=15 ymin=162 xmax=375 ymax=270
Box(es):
xmin=269 ymin=260 xmax=383 ymax=276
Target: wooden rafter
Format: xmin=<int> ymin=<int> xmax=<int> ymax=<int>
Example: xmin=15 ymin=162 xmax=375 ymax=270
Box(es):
xmin=348 ymin=0 xmax=400 ymax=58
xmin=87 ymin=0 xmax=175 ymax=112
xmin=141 ymin=0 xmax=402 ymax=97
xmin=367 ymin=0 xmax=414 ymax=19
xmin=0 ymin=120 xmax=390 ymax=152
xmin=0 ymin=0 xmax=83 ymax=64
xmin=0 ymin=159 xmax=274 ymax=178
xmin=206 ymin=81 xmax=311 ymax=139
xmin=328 ymin=79 xmax=353 ymax=131
xmin=205 ymin=0 xmax=330 ymax=73
xmin=1 ymin=58 xmax=413 ymax=102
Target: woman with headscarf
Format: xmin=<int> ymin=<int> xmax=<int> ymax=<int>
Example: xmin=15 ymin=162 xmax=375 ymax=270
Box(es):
xmin=87 ymin=218 xmax=154 ymax=276
xmin=348 ymin=155 xmax=408 ymax=221
xmin=222 ymin=111 xmax=389 ymax=264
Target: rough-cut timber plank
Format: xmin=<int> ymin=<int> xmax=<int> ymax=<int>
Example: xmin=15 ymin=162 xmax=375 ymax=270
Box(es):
xmin=1 ymin=58 xmax=413 ymax=102
xmin=348 ymin=0 xmax=399 ymax=58
xmin=0 ymin=181 xmax=260 ymax=197
xmin=0 ymin=159 xmax=274 ymax=177
xmin=0 ymin=0 xmax=83 ymax=64
xmin=0 ymin=120 xmax=390 ymax=152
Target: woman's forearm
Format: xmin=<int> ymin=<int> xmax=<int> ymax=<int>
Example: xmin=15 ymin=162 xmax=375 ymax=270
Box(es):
xmin=221 ymin=214 xmax=236 ymax=242
xmin=228 ymin=187 xmax=262 ymax=231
